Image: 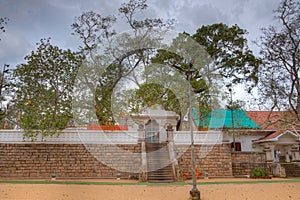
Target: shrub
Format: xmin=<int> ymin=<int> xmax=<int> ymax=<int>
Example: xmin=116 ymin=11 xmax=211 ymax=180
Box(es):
xmin=251 ymin=168 xmax=268 ymax=177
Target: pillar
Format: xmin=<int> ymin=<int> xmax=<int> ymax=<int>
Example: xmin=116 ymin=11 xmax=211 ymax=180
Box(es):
xmin=138 ymin=124 xmax=147 ymax=182
xmin=291 ymin=144 xmax=300 ymax=162
xmin=263 ymin=144 xmax=274 ymax=163
xmin=167 ymin=124 xmax=176 ymax=165
xmin=167 ymin=124 xmax=174 ymax=142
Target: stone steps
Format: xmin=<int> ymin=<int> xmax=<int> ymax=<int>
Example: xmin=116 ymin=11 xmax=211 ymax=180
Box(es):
xmin=146 ymin=142 xmax=174 ymax=183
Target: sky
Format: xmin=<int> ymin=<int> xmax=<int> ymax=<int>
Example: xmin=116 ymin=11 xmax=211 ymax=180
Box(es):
xmin=0 ymin=0 xmax=282 ymax=104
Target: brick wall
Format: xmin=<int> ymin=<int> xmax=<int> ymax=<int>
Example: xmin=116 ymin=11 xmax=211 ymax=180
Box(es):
xmin=232 ymin=152 xmax=266 ymax=163
xmin=0 ymin=142 xmax=268 ymax=179
xmin=0 ymin=143 xmax=141 ymax=179
xmin=175 ymin=143 xmax=233 ymax=177
xmin=231 ymin=152 xmax=268 ymax=176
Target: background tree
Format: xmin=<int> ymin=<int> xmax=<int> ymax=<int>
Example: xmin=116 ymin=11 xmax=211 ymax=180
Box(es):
xmin=71 ymin=11 xmax=116 ymax=54
xmin=257 ymin=0 xmax=299 ymax=126
xmin=192 ymin=23 xmax=261 ymax=92
xmin=151 ymin=24 xmax=260 ymax=120
xmin=145 ymin=33 xmax=211 ymax=130
xmin=0 ymin=17 xmax=9 ymax=127
xmin=71 ymin=0 xmax=173 ymax=125
xmin=10 ymin=38 xmax=84 ymax=139
xmin=152 ymin=33 xmax=210 ymax=95
xmin=0 ymin=64 xmax=11 ymax=128
xmin=72 ymin=0 xmax=260 ymax=129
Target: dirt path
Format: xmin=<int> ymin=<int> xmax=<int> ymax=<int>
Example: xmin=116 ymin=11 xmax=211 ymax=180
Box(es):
xmin=0 ymin=181 xmax=300 ymax=200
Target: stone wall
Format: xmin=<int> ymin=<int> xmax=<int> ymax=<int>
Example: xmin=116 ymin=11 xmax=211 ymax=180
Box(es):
xmin=0 ymin=143 xmax=141 ymax=179
xmin=231 ymin=152 xmax=268 ymax=176
xmin=232 ymin=152 xmax=266 ymax=163
xmin=0 ymin=142 xmax=269 ymax=179
xmin=175 ymin=143 xmax=233 ymax=177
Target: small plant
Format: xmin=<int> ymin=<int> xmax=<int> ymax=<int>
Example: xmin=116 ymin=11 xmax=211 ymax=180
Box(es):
xmin=251 ymin=168 xmax=268 ymax=177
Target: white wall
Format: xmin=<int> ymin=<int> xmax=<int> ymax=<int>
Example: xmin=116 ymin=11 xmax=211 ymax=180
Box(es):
xmin=0 ymin=130 xmax=223 ymax=145
xmin=224 ymin=133 xmax=267 ymax=152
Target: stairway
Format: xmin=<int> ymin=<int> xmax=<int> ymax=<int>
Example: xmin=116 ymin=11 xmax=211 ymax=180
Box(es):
xmin=281 ymin=163 xmax=300 ymax=177
xmin=146 ymin=142 xmax=174 ymax=183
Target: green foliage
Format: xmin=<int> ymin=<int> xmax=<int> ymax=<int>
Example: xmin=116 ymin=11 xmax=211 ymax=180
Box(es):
xmin=251 ymin=168 xmax=268 ymax=177
xmin=94 ymin=64 xmax=119 ymax=124
xmin=72 ymin=0 xmax=173 ymax=125
xmin=150 ymin=24 xmax=259 ymax=123
xmin=128 ymin=83 xmax=181 ymax=114
xmin=151 ymin=33 xmax=210 ymax=98
xmin=152 ymin=48 xmax=208 ymax=95
xmin=0 ymin=64 xmax=12 ymax=128
xmin=193 ymin=23 xmax=261 ymax=92
xmin=226 ymin=100 xmax=246 ymax=110
xmin=11 ymin=38 xmax=84 ymax=139
xmin=72 ymin=1 xmax=259 ymax=127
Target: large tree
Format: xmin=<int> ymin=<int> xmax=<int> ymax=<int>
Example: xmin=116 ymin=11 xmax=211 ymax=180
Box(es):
xmin=257 ymin=0 xmax=299 ymax=123
xmin=192 ymin=23 xmax=261 ymax=92
xmin=11 ymin=38 xmax=84 ymax=139
xmin=72 ymin=1 xmax=261 ymax=129
xmin=71 ymin=0 xmax=173 ymax=125
xmin=151 ymin=24 xmax=261 ymax=113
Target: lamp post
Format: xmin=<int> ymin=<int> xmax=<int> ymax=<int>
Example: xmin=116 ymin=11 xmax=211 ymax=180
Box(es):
xmin=0 ymin=64 xmax=9 ymax=127
xmin=0 ymin=64 xmax=9 ymax=98
xmin=229 ymin=88 xmax=235 ymax=152
xmin=186 ymin=68 xmax=200 ymax=200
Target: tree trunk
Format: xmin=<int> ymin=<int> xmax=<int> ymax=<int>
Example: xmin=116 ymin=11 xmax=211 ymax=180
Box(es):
xmin=296 ymin=83 xmax=300 ymax=120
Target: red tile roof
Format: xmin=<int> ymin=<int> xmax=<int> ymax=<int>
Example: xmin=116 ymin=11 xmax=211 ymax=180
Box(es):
xmin=247 ymin=111 xmax=300 ymax=141
xmin=246 ymin=111 xmax=298 ymax=130
xmin=256 ymin=130 xmax=284 ymax=141
xmin=87 ymin=124 xmax=128 ymax=130
xmin=254 ymin=130 xmax=300 ymax=142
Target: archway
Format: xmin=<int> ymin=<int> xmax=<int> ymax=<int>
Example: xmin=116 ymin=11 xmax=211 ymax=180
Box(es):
xmin=145 ymin=119 xmax=160 ymax=143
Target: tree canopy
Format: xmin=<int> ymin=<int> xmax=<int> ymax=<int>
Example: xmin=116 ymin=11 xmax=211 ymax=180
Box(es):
xmin=10 ymin=38 xmax=84 ymax=139
xmin=1 ymin=0 xmax=285 ymax=135
xmin=192 ymin=23 xmax=261 ymax=92
xmin=71 ymin=0 xmax=173 ymax=125
xmin=70 ymin=1 xmax=261 ymax=129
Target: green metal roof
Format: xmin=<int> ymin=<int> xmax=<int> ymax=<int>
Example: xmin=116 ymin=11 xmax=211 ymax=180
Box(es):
xmin=193 ymin=109 xmax=261 ymax=129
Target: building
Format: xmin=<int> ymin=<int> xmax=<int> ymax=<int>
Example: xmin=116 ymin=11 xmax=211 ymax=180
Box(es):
xmin=0 ymin=106 xmax=300 ymax=181
xmin=195 ymin=109 xmax=300 ymax=177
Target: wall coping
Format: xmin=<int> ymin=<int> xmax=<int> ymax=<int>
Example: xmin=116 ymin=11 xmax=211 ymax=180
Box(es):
xmin=0 ymin=130 xmax=224 ymax=145
xmin=231 ymin=151 xmax=265 ymax=154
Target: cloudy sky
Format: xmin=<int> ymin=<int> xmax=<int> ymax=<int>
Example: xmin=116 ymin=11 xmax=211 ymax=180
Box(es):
xmin=0 ymin=0 xmax=282 ymax=67
xmin=0 ymin=0 xmax=282 ymax=105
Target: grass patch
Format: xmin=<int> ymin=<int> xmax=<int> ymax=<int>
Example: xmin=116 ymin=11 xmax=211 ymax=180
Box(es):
xmin=0 ymin=178 xmax=300 ymax=186
xmin=195 ymin=178 xmax=300 ymax=185
xmin=0 ymin=180 xmax=139 ymax=186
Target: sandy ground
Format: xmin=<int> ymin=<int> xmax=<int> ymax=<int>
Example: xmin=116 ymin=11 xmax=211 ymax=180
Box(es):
xmin=1 ymin=179 xmax=300 ymax=200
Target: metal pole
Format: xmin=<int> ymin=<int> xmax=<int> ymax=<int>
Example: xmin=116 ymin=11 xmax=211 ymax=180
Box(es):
xmin=0 ymin=65 xmax=6 ymax=97
xmin=0 ymin=64 xmax=9 ymax=127
xmin=229 ymin=88 xmax=235 ymax=152
xmin=0 ymin=64 xmax=9 ymax=97
xmin=187 ymin=69 xmax=200 ymax=200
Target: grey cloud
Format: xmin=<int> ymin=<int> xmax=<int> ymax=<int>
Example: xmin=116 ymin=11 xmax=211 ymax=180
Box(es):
xmin=0 ymin=0 xmax=85 ymax=66
xmin=251 ymin=0 xmax=281 ymax=25
xmin=173 ymin=2 xmax=229 ymax=33
xmin=0 ymin=29 xmax=32 ymax=66
xmin=0 ymin=0 xmax=283 ymax=67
